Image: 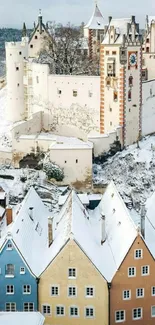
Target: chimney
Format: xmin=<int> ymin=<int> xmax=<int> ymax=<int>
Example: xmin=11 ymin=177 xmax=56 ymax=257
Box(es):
xmin=101 ymin=215 xmax=105 ymax=245
xmin=6 ymin=207 xmax=13 ymax=226
xmin=141 ymin=203 xmax=146 ymax=238
xmin=29 ymin=207 xmax=34 ymax=221
xmin=48 ymin=217 xmax=53 ymax=247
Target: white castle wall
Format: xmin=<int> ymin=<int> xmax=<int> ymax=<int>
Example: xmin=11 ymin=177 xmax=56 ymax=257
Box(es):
xmin=28 ymin=63 xmax=100 ymax=139
xmin=142 ymin=79 xmax=155 ymax=136
xmin=5 ymin=40 xmax=28 ymax=123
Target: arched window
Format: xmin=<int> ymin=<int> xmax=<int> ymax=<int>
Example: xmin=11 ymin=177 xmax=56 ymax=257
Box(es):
xmin=129 ymin=75 xmax=133 ymax=87
xmin=128 ymin=90 xmax=132 ymax=101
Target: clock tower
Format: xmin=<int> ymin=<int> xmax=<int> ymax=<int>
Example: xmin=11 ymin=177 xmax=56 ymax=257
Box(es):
xmin=100 ymin=15 xmax=142 ymax=146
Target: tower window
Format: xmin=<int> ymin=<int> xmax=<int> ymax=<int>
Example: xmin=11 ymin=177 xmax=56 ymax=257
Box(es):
xmin=113 ymin=91 xmax=118 ymax=102
xmin=128 ymin=90 xmax=132 ymax=101
xmin=129 ymin=75 xmax=133 ymax=87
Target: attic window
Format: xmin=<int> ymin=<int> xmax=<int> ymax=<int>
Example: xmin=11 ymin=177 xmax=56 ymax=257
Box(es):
xmin=7 ymin=243 xmax=13 ymax=250
xmin=20 ymin=267 xmax=25 ymax=274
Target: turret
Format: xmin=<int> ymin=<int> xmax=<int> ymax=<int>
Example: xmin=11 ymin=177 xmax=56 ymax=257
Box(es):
xmin=22 ymin=22 xmax=27 ymax=38
xmin=38 ymin=9 xmax=43 ymax=34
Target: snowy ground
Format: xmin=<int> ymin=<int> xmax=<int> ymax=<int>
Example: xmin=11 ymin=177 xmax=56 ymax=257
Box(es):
xmin=0 ymin=87 xmax=12 ymax=151
xmin=94 ymin=135 xmax=155 ymax=212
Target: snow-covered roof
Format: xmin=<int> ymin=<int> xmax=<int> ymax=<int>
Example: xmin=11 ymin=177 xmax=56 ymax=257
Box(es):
xmin=102 ymin=18 xmax=131 ymax=45
xmin=85 ymin=4 xmax=104 ymax=30
xmin=0 ymin=187 xmax=49 ymax=277
xmin=58 ymin=193 xmax=89 ymax=206
xmin=0 ymin=312 xmax=45 ymax=325
xmin=41 ymin=181 xmax=137 ymax=281
xmin=50 ymin=136 xmax=93 ymax=150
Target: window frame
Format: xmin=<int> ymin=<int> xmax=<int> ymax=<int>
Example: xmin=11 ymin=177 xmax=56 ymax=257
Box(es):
xmin=152 ymin=286 xmax=155 ymax=296
xmin=73 ymin=90 xmax=78 ymax=97
xmin=85 ymin=286 xmax=95 ymax=298
xmin=136 ymin=288 xmax=144 ymax=298
xmin=68 ymin=286 xmax=77 ymax=298
xmin=128 ymin=266 xmax=136 ymax=277
xmin=115 ymin=310 xmax=125 ymax=323
xmin=68 ymin=268 xmax=76 ymax=279
xmin=5 ymin=302 xmax=16 ymax=312
xmin=151 ymin=305 xmax=155 ymax=317
xmin=6 ymin=242 xmax=13 ymax=250
xmin=134 ymin=249 xmax=143 ymax=259
xmin=123 ymin=289 xmax=131 ymax=300
xmin=51 ymin=285 xmax=59 ymax=297
xmin=132 ymin=307 xmax=142 ymax=320
xmin=85 ymin=306 xmax=95 ymax=319
xmin=23 ymin=284 xmax=31 ymax=295
xmin=141 ymin=265 xmax=150 ymax=276
xmin=6 ymin=285 xmax=14 ymax=295
xmin=23 ymin=302 xmax=34 ymax=312
xmin=42 ymin=304 xmax=51 ymax=316
xmin=69 ymin=305 xmax=79 ymax=317
xmin=20 ymin=267 xmax=25 ymax=274
xmin=56 ymin=305 xmax=65 ymax=316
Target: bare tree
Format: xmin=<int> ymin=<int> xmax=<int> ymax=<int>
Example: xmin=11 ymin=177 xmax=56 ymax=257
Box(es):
xmin=36 ymin=22 xmax=99 ymax=76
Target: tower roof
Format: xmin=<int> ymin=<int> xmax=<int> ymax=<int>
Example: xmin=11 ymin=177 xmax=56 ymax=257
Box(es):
xmin=85 ymin=4 xmax=104 ymax=30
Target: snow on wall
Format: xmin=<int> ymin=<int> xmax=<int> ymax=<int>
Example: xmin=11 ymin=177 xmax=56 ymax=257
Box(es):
xmin=142 ymin=79 xmax=155 ymax=136
xmin=12 ymin=111 xmax=42 ymax=140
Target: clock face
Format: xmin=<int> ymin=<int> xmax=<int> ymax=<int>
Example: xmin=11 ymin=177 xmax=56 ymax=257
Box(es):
xmin=129 ymin=53 xmax=137 ymax=66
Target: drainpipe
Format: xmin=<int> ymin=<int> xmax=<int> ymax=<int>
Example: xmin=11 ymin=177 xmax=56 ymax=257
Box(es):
xmin=108 ymin=282 xmax=111 ymax=325
xmin=36 ymin=277 xmax=40 ymax=311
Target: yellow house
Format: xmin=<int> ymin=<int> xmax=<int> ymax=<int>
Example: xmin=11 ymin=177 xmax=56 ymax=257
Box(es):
xmin=39 ymin=191 xmax=109 ymax=325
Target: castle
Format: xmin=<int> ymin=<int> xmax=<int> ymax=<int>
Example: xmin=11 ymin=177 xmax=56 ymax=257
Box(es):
xmin=4 ymin=5 xmax=155 ymax=185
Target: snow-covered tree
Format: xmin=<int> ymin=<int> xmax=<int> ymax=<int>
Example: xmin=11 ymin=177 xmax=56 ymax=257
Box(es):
xmin=43 ymin=162 xmax=64 ymax=181
xmin=35 ymin=22 xmax=99 ymax=76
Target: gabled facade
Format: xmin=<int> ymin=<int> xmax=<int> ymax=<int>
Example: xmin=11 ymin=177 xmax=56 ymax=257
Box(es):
xmin=100 ymin=15 xmax=142 ymax=146
xmin=110 ymin=234 xmax=155 ymax=324
xmin=29 ymin=10 xmax=52 ymax=58
xmin=0 ymin=238 xmax=37 ymax=312
xmin=142 ymin=16 xmax=155 ymax=81
xmin=39 ymin=239 xmax=108 ymax=325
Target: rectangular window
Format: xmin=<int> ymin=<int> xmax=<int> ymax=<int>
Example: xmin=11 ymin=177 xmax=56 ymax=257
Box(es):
xmin=68 ymin=286 xmax=77 ymax=297
xmin=23 ymin=302 xmax=34 ymax=312
xmin=113 ymin=91 xmax=118 ymax=102
xmin=5 ymin=264 xmax=15 ymax=277
xmin=85 ymin=307 xmax=95 ymax=318
xmin=23 ymin=285 xmax=31 ymax=294
xmin=76 ymin=159 xmax=78 ymax=164
xmin=123 ymin=290 xmax=131 ymax=300
xmin=19 ymin=51 xmax=22 ymax=55
xmin=132 ymin=307 xmax=142 ymax=320
xmin=73 ymin=90 xmax=77 ymax=97
xmin=70 ymin=306 xmax=79 ymax=317
xmin=115 ymin=310 xmax=125 ymax=322
xmin=112 ymin=51 xmax=116 ymax=55
xmin=134 ymin=249 xmax=143 ymax=259
xmin=6 ymin=285 xmax=14 ymax=294
xmin=136 ymin=288 xmax=144 ymax=298
xmin=58 ymin=89 xmax=62 ymax=95
xmin=42 ymin=305 xmax=51 ymax=315
xmin=106 ymin=51 xmax=109 ymax=55
xmin=151 ymin=306 xmax=155 ymax=317
xmin=128 ymin=267 xmax=136 ymax=277
xmin=51 ymin=286 xmax=59 ymax=296
xmin=5 ymin=302 xmax=16 ymax=312
xmin=68 ymin=268 xmax=76 ymax=278
xmin=16 ymin=67 xmax=19 ymax=71
xmin=6 ymin=243 xmax=13 ymax=250
xmin=86 ymin=287 xmax=94 ymax=297
xmin=20 ymin=267 xmax=25 ymax=274
xmin=141 ymin=265 xmax=149 ymax=276
xmin=152 ymin=286 xmax=155 ymax=296
xmin=56 ymin=305 xmax=65 ymax=316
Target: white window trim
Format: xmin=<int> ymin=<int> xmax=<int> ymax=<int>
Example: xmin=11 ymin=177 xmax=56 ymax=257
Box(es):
xmin=68 ymin=285 xmax=77 ymax=298
xmin=151 ymin=305 xmax=155 ymax=317
xmin=136 ymin=288 xmax=144 ymax=298
xmin=6 ymin=285 xmax=14 ymax=295
xmin=42 ymin=304 xmax=51 ymax=316
xmin=128 ymin=266 xmax=136 ymax=277
xmin=132 ymin=307 xmax=143 ymax=320
xmin=56 ymin=305 xmax=65 ymax=317
xmin=6 ymin=243 xmax=13 ymax=250
xmin=20 ymin=267 xmax=25 ymax=274
xmin=152 ymin=286 xmax=155 ymax=296
xmin=85 ymin=306 xmax=95 ymax=319
xmin=69 ymin=305 xmax=79 ymax=318
xmin=68 ymin=267 xmax=77 ymax=279
xmin=85 ymin=286 xmax=95 ymax=298
xmin=23 ymin=302 xmax=34 ymax=312
xmin=115 ymin=310 xmax=125 ymax=323
xmin=50 ymin=284 xmax=59 ymax=297
xmin=141 ymin=265 xmax=150 ymax=276
xmin=122 ymin=290 xmax=131 ymax=300
xmin=134 ymin=249 xmax=143 ymax=259
xmin=5 ymin=302 xmax=16 ymax=312
xmin=23 ymin=285 xmax=31 ymax=295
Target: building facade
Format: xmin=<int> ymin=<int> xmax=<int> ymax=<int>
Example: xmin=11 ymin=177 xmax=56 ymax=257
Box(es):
xmin=110 ymin=234 xmax=155 ymax=324
xmin=0 ymin=238 xmax=37 ymax=312
xmin=100 ymin=16 xmax=142 ymax=146
xmin=142 ymin=16 xmax=155 ymax=81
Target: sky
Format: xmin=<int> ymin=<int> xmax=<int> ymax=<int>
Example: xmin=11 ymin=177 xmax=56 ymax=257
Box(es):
xmin=0 ymin=0 xmax=155 ymax=29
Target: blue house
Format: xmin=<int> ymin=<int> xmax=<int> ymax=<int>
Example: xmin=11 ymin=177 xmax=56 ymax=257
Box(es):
xmin=0 ymin=187 xmax=49 ymax=312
